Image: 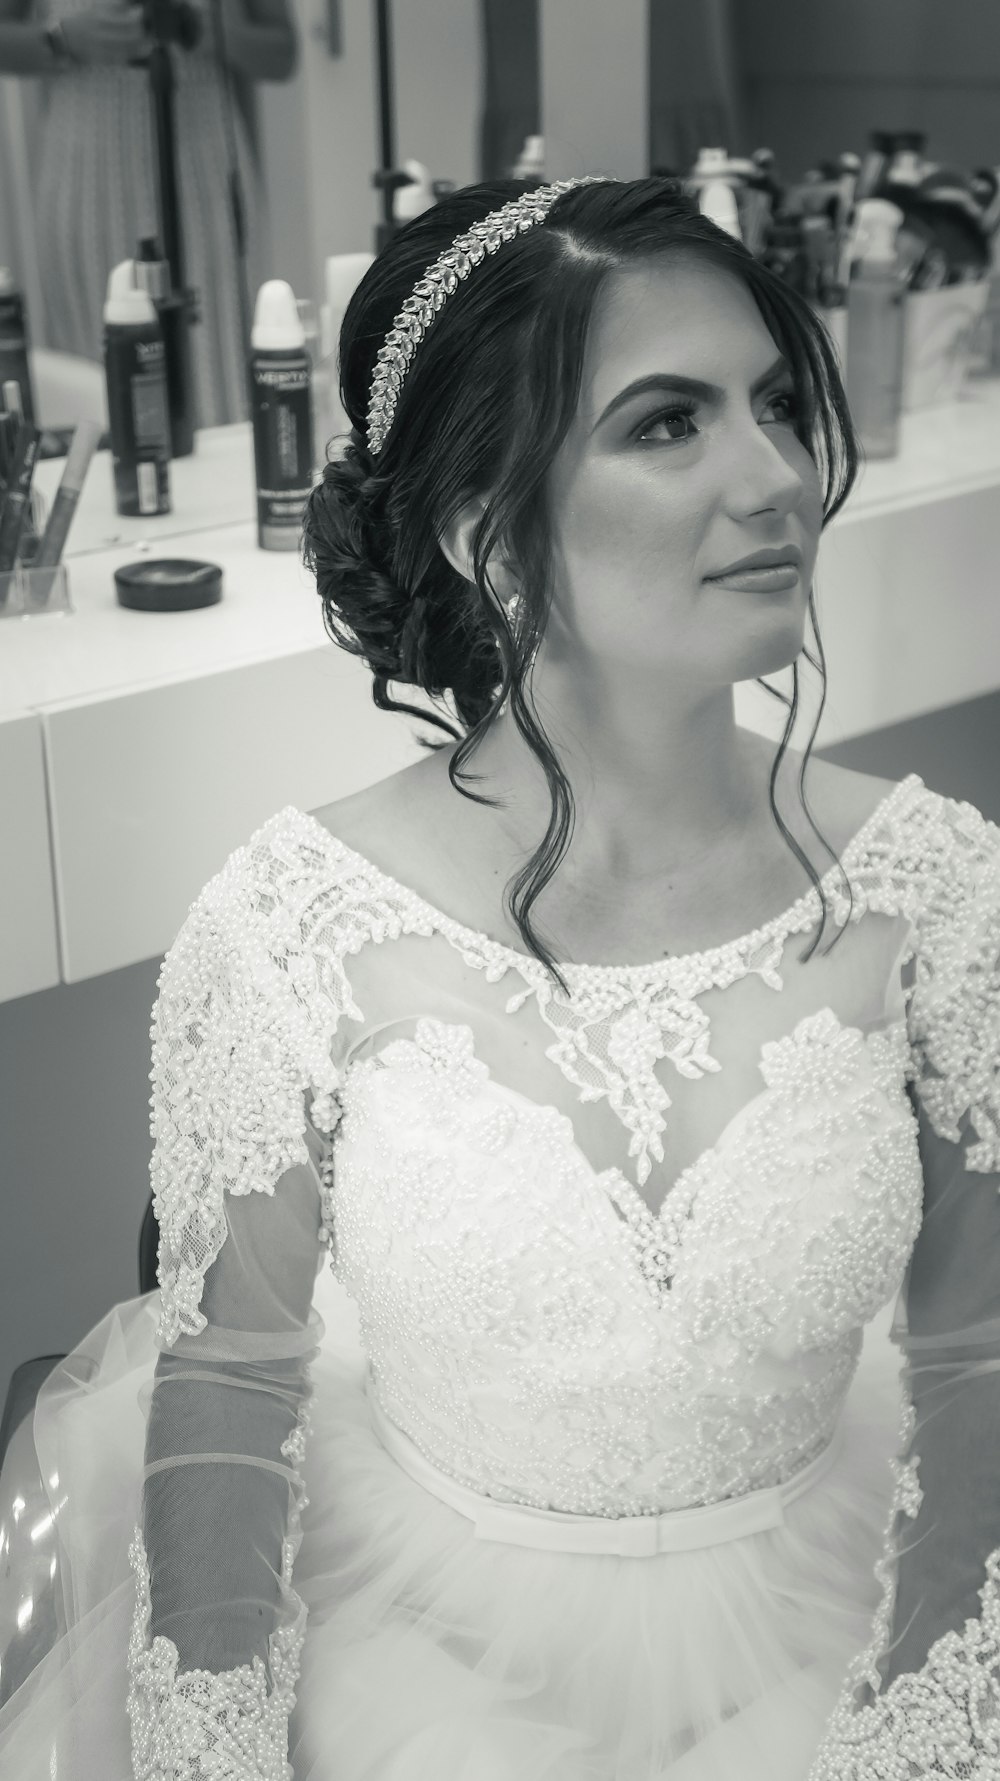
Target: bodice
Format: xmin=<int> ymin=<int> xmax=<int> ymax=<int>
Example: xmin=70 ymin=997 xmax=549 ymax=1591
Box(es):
xmin=323 ymin=1007 xmax=923 ymax=1516
xmin=234 ymin=775 xmax=938 ymax=1519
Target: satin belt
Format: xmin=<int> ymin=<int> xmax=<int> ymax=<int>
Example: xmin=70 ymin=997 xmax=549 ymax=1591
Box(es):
xmin=365 ymin=1381 xmax=846 ymax=1557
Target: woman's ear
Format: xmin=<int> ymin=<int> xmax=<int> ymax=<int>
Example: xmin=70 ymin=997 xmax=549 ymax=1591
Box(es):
xmin=437 ymin=494 xmax=518 ymax=607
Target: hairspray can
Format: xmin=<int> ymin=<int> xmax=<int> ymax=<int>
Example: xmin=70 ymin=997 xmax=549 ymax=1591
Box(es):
xmin=102 ymin=260 xmax=171 ymax=515
xmin=845 ymin=200 xmax=906 ymax=459
xmin=0 ymin=268 xmax=37 ymax=428
xmin=250 ymin=281 xmax=313 ymax=550
xmin=687 ymin=148 xmax=744 ymax=242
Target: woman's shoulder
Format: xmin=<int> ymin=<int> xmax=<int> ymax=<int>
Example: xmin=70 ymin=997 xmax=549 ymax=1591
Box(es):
xmin=303 ymin=742 xmax=910 ymax=965
xmin=308 ymin=744 xmax=904 ymax=871
xmin=304 ymin=750 xmax=489 ymax=927
xmin=308 ymin=756 xmax=436 ymax=861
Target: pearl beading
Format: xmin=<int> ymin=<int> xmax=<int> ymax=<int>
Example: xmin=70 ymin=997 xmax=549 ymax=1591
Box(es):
xmin=125 ymin=1368 xmax=315 ymax=1778
xmin=126 ymin=774 xmax=1000 ymax=1774
xmin=325 ymin=1008 xmax=920 ymax=1516
xmin=805 ymin=1401 xmax=1000 ymax=1778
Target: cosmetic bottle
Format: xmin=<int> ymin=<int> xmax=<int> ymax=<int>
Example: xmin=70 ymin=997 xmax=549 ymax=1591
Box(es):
xmin=0 ymin=268 xmax=37 ymax=427
xmin=135 ymin=236 xmax=195 ymax=458
xmin=249 ymin=280 xmax=313 ymax=550
xmin=845 ymin=199 xmax=906 ymax=459
xmin=884 ymin=133 xmax=928 ymax=189
xmin=855 ymin=131 xmax=898 ymax=202
xmin=511 ymin=135 xmax=546 ymax=181
xmin=102 ymin=259 xmax=171 ymax=515
xmin=393 ymin=160 xmax=437 ymax=224
xmin=688 ymin=148 xmax=743 ymax=241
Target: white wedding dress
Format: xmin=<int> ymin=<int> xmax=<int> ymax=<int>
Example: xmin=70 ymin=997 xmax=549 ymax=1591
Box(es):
xmin=0 ymin=770 xmax=997 ymax=1779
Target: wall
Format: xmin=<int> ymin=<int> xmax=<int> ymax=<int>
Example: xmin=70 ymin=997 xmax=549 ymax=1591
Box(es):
xmin=734 ymin=0 xmax=1000 ymax=170
xmin=257 ymin=0 xmax=484 ymax=312
xmin=1 ymin=957 xmax=162 ymax=1411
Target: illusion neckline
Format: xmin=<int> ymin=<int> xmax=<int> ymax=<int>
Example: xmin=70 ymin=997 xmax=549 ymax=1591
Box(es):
xmin=281 ymin=773 xmax=924 ymax=982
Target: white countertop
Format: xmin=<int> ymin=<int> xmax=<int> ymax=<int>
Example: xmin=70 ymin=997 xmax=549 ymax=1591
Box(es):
xmin=31 ymin=421 xmax=259 ymax=556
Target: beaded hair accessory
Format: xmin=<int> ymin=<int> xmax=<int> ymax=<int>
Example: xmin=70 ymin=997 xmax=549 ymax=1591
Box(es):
xmin=365 ymin=176 xmax=613 ymax=458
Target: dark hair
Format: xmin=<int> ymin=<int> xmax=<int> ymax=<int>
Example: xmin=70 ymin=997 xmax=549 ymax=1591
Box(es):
xmin=302 ymin=176 xmax=861 ymax=1000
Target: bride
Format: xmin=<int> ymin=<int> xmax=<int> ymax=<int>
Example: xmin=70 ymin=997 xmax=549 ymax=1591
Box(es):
xmin=1 ymin=174 xmax=997 ymax=1779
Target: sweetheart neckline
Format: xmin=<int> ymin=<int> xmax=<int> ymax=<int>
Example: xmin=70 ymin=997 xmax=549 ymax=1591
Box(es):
xmin=472 ymin=1006 xmax=894 ymax=1227
xmin=486 ymin=1070 xmax=768 ymax=1229
xmin=349 ymin=1008 xmax=907 ymax=1309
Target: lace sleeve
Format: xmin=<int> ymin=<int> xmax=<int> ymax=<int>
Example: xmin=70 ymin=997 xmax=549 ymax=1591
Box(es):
xmin=807 ymin=794 xmax=1000 ymax=1777
xmin=125 ymin=850 xmax=348 ymax=1781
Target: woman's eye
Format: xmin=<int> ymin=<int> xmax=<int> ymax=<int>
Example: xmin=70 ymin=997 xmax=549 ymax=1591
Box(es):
xmin=637 ymin=390 xmax=798 ymax=444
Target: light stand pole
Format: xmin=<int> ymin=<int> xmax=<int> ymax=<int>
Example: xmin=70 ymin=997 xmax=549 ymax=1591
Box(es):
xmin=135 ymin=0 xmax=201 ymax=453
xmin=370 ymin=0 xmax=417 ymax=251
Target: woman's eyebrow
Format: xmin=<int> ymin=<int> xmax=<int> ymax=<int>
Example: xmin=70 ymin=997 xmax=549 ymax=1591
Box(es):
xmin=593 ymin=354 xmax=792 ymax=431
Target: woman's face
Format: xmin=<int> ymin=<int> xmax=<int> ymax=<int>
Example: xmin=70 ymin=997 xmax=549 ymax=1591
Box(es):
xmin=539 ymin=253 xmax=826 ymax=691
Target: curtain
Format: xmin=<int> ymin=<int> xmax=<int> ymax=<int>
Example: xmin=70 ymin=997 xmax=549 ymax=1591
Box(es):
xmin=649 ymin=0 xmax=746 ymax=174
xmin=479 ymin=0 xmax=539 ymax=182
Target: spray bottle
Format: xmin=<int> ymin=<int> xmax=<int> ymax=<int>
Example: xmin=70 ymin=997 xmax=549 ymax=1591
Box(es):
xmin=511 ymin=135 xmax=546 ymax=182
xmin=845 ymin=199 xmax=906 ymax=459
xmin=249 ymin=280 xmax=313 ymax=550
xmin=687 ymin=148 xmax=743 ymax=241
xmin=393 ymin=160 xmax=437 ymax=225
xmin=102 ymin=260 xmax=171 ymax=516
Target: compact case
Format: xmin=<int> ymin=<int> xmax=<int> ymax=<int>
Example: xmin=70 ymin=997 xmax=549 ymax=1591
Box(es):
xmin=114 ymin=557 xmax=222 ymax=611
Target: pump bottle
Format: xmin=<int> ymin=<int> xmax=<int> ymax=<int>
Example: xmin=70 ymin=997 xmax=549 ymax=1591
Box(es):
xmin=845 ymin=199 xmax=906 ymax=459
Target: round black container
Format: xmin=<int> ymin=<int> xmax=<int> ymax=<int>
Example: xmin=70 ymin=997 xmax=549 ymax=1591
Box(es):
xmin=115 ymin=557 xmax=222 ymax=611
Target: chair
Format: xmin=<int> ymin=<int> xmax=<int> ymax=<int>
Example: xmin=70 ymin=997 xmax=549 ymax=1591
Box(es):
xmin=0 ymin=1192 xmax=159 ymax=1708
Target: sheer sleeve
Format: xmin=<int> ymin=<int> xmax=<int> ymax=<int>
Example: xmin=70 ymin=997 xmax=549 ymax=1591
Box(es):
xmin=807 ymin=795 xmax=1000 ymax=1778
xmin=125 ymin=853 xmax=347 ymax=1780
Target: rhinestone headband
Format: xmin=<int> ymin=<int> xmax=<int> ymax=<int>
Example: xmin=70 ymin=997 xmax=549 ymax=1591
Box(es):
xmin=365 ymin=176 xmax=612 ymax=458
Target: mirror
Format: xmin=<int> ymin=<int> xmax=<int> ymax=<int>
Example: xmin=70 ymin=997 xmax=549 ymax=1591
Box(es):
xmin=1 ymin=0 xmax=997 ymax=446
xmin=0 ymin=0 xmax=297 ymax=432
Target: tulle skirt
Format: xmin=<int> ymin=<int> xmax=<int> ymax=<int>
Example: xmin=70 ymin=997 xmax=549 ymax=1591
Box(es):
xmin=0 ymin=1262 xmax=905 ymax=1780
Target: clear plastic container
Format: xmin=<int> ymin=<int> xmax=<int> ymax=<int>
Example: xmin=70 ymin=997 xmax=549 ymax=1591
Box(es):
xmin=0 ymin=562 xmax=72 ymax=619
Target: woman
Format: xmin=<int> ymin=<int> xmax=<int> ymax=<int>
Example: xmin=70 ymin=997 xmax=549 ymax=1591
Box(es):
xmin=0 ymin=176 xmax=997 ymax=1778
xmin=0 ymin=0 xmax=296 ymax=425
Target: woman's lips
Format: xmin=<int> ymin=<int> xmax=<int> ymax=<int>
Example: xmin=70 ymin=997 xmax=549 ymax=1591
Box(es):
xmin=705 ymin=564 xmax=800 ymax=592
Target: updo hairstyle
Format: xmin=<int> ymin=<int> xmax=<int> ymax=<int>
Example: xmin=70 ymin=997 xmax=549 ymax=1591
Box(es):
xmin=301 ymin=176 xmax=863 ymax=998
